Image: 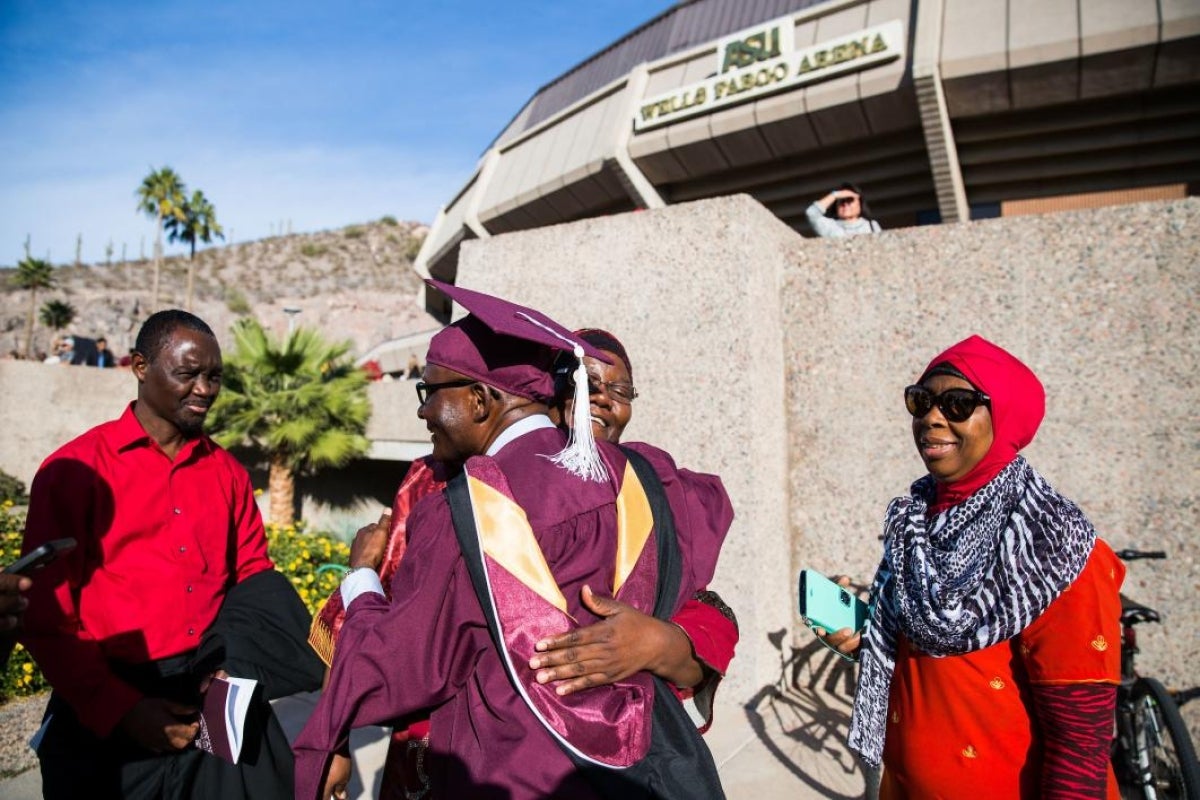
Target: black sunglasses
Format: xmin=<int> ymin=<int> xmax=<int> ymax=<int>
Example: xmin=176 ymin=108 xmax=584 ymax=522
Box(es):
xmin=415 ymin=379 xmax=476 ymax=405
xmin=904 ymin=384 xmax=990 ymax=423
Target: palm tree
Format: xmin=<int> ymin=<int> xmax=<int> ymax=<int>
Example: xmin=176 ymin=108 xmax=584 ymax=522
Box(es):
xmin=15 ymin=257 xmax=54 ymax=357
xmin=208 ymin=319 xmax=371 ymax=525
xmin=135 ymin=167 xmax=187 ymax=311
xmin=39 ymin=299 xmax=77 ymax=333
xmin=166 ymin=189 xmax=225 ymax=311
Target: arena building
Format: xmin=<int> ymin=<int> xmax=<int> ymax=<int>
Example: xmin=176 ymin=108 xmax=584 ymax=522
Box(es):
xmin=416 ymin=0 xmax=1200 ymax=313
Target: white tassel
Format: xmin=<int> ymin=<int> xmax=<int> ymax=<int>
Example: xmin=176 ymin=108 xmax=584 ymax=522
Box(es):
xmin=548 ymin=345 xmax=608 ymax=482
xmin=512 ymin=313 xmax=608 ymax=482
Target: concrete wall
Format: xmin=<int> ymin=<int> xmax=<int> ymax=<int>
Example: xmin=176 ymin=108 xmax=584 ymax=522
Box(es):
xmin=457 ymin=193 xmax=1199 ymax=742
xmin=0 ymin=361 xmax=132 ymax=483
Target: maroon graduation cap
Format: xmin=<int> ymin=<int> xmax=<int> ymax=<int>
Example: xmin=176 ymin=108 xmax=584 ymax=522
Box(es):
xmin=424 ymin=279 xmax=611 ymax=480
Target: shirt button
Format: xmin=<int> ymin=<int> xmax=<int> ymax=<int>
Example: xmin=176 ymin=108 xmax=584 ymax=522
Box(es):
xmin=179 ymin=546 xmax=187 ymax=553
xmin=186 ymin=585 xmax=193 ymax=593
xmin=174 ymin=508 xmax=182 ymax=514
xmin=188 ymin=628 xmax=195 ymax=636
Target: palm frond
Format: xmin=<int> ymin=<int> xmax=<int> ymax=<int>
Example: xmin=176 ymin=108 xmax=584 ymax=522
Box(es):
xmin=206 ymin=318 xmax=371 ymax=480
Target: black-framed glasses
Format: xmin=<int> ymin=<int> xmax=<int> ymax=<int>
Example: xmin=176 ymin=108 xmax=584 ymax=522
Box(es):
xmin=904 ymin=385 xmax=990 ymax=423
xmin=415 ymin=379 xmax=476 ymax=405
xmin=568 ymin=371 xmax=638 ymax=404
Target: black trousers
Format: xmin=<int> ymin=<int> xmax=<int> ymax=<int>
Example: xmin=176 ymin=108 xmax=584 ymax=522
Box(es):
xmin=37 ymin=656 xmax=294 ymax=800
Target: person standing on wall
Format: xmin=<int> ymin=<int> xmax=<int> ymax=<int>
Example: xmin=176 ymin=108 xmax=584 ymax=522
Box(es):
xmin=806 ymin=182 xmax=882 ymax=237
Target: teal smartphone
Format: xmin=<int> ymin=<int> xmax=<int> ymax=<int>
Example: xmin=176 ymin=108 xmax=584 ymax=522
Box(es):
xmin=798 ymin=569 xmax=868 ymax=633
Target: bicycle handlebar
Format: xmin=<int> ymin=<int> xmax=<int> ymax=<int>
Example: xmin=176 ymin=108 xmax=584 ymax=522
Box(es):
xmin=1114 ymin=548 xmax=1167 ymax=561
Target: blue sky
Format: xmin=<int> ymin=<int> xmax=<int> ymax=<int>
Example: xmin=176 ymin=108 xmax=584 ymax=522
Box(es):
xmin=0 ymin=1 xmax=674 ymax=266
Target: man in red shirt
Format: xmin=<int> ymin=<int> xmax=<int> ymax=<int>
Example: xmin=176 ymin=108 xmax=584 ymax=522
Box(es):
xmin=20 ymin=309 xmax=319 ymax=800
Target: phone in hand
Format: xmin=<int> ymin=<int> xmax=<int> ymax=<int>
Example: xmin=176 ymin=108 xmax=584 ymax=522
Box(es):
xmin=798 ymin=569 xmax=868 ymax=633
xmin=4 ymin=538 xmax=77 ymax=576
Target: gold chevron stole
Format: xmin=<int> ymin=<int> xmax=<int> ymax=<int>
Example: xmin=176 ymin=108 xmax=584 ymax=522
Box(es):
xmin=466 ymin=460 xmax=654 ymax=614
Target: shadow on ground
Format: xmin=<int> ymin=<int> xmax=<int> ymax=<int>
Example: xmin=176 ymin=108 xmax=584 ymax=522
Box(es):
xmin=743 ymin=630 xmax=878 ymax=800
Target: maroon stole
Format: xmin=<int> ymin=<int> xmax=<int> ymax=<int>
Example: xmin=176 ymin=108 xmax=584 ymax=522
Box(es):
xmin=449 ymin=453 xmax=663 ymax=767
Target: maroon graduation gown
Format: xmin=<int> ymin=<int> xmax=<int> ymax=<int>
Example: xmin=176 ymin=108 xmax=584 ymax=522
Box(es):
xmin=293 ymin=427 xmax=732 ymax=799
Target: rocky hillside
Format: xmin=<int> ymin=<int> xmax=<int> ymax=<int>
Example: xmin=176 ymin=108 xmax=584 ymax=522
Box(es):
xmin=0 ymin=218 xmax=438 ymax=359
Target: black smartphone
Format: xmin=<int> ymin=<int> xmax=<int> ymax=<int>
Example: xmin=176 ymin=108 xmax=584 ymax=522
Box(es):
xmin=4 ymin=538 xmax=77 ymax=576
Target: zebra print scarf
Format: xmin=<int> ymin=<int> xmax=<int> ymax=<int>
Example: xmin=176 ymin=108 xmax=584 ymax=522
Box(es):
xmin=847 ymin=456 xmax=1096 ymax=766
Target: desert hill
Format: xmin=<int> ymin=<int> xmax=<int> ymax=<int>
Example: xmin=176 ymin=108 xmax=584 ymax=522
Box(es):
xmin=0 ymin=218 xmax=438 ymax=360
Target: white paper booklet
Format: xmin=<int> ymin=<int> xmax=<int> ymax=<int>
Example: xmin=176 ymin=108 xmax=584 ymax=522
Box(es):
xmin=195 ymin=675 xmax=258 ymax=764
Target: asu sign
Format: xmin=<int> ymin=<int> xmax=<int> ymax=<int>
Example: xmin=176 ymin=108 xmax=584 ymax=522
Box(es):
xmin=635 ymin=18 xmax=904 ymax=132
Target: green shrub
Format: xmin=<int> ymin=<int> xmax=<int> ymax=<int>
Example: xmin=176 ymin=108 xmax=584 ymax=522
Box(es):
xmin=264 ymin=521 xmax=350 ymax=614
xmin=0 ymin=471 xmax=26 ymax=504
xmin=0 ymin=505 xmax=350 ymax=701
xmin=300 ymin=243 xmax=328 ymax=258
xmin=379 ymin=215 xmax=398 ymax=227
xmin=404 ymin=234 xmax=425 ymax=262
xmin=342 ymin=226 xmax=364 ymax=239
xmin=0 ymin=504 xmax=46 ymax=700
xmin=225 ymin=287 xmax=252 ymax=316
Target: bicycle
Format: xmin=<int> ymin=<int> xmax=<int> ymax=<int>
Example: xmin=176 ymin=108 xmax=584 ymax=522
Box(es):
xmin=1112 ymin=548 xmax=1200 ymax=800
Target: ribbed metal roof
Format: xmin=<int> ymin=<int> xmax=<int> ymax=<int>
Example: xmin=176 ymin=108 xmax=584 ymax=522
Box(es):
xmin=495 ymin=0 xmax=827 ymax=146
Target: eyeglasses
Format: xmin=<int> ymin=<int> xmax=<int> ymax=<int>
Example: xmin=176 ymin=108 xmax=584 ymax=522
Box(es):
xmin=904 ymin=385 xmax=990 ymax=423
xmin=415 ymin=379 xmax=476 ymax=405
xmin=568 ymin=371 xmax=638 ymax=404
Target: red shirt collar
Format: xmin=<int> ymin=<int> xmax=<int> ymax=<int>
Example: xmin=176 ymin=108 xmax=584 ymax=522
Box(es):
xmin=114 ymin=402 xmax=214 ymax=458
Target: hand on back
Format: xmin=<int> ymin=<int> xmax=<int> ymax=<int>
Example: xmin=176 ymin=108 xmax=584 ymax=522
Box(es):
xmin=529 ymin=584 xmax=701 ymax=694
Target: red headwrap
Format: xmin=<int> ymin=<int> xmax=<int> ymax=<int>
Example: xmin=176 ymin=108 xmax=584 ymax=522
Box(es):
xmin=919 ymin=335 xmax=1045 ymax=509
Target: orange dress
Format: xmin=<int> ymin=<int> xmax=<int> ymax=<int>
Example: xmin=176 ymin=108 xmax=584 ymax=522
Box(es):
xmin=880 ymin=540 xmax=1125 ymax=799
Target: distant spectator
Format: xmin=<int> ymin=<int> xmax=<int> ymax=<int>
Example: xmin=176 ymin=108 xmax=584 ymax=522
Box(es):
xmin=806 ymin=182 xmax=881 ymax=238
xmin=361 ymin=359 xmax=383 ymax=381
xmin=118 ymin=349 xmax=134 ymax=368
xmin=51 ymin=337 xmax=73 ymax=364
xmin=404 ymin=353 xmax=421 ymax=379
xmin=69 ymin=336 xmax=99 ymax=366
xmin=94 ymin=337 xmax=115 ymax=368
xmin=7 ymin=349 xmax=23 ymax=360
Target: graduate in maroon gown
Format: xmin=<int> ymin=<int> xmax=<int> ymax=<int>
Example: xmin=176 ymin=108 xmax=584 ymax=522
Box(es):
xmin=294 ymin=282 xmax=734 ymax=800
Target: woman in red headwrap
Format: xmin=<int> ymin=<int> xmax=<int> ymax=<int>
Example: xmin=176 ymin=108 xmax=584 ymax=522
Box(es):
xmin=823 ymin=335 xmax=1123 ymax=799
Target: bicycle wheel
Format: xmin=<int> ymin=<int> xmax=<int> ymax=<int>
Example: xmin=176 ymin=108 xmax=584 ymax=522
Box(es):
xmin=1128 ymin=677 xmax=1200 ymax=800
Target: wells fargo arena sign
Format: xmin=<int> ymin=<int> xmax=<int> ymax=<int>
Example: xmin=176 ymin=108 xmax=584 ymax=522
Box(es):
xmin=634 ymin=17 xmax=904 ymax=132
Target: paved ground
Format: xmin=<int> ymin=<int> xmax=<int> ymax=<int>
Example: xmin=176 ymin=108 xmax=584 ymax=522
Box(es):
xmin=0 ymin=639 xmax=874 ymax=799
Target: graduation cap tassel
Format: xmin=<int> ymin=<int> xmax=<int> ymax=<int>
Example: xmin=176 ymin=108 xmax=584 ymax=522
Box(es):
xmin=547 ymin=345 xmax=608 ymax=482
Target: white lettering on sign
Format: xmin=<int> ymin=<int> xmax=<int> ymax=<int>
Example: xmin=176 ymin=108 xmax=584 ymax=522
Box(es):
xmin=634 ymin=19 xmax=904 ymax=132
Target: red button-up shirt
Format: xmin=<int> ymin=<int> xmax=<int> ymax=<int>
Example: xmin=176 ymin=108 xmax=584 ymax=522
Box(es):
xmin=20 ymin=403 xmax=274 ymax=736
